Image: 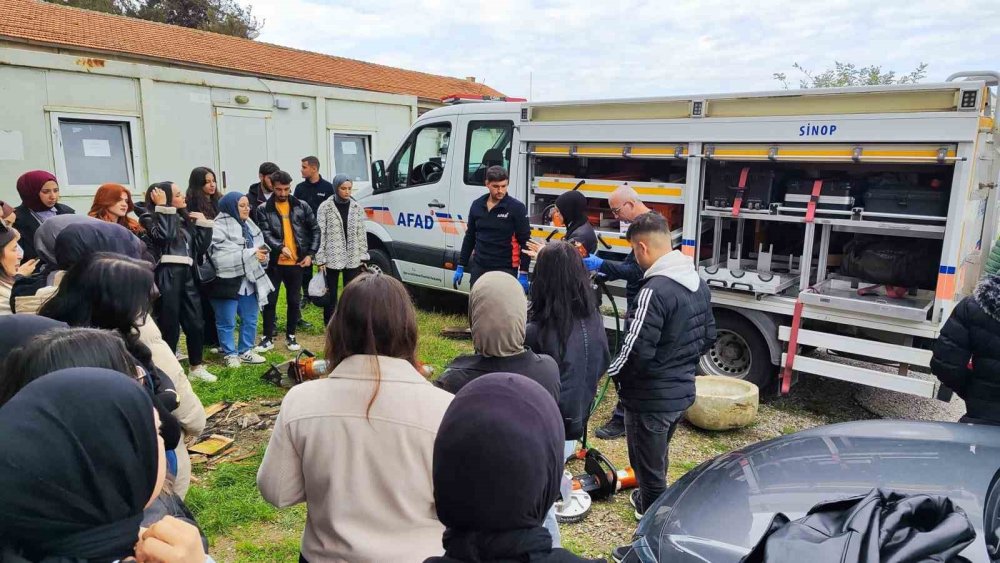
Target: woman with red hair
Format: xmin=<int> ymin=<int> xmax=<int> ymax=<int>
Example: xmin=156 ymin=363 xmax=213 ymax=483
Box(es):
xmin=12 ymin=170 xmax=75 ymax=262
xmin=88 ymin=183 xmax=144 ymax=235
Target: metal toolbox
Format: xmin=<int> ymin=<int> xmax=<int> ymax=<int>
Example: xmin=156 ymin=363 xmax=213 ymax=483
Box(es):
xmin=784 ymin=179 xmax=856 ymax=210
xmin=705 ymin=165 xmax=779 ymax=210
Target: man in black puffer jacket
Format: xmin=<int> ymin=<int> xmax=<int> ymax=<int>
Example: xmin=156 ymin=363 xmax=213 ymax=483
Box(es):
xmin=254 ymin=170 xmax=320 ymax=352
xmin=608 ymin=213 xmax=715 ymax=558
xmin=931 ymin=273 xmax=1000 ymax=425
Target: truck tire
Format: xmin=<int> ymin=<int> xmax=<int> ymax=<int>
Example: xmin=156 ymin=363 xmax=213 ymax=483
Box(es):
xmin=698 ymin=310 xmax=776 ymax=392
xmin=366 ymin=248 xmax=397 ymax=280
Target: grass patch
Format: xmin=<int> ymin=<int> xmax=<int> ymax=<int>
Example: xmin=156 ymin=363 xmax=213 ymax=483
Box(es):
xmin=185 ymin=448 xmax=305 ymax=539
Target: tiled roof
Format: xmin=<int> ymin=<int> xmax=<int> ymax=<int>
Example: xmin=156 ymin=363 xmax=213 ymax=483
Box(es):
xmin=0 ymin=0 xmax=506 ymax=102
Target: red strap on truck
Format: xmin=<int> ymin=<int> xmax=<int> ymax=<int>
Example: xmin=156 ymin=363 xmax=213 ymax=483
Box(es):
xmin=731 ymin=167 xmax=750 ymax=217
xmin=780 ymin=299 xmax=805 ymax=394
xmin=804 ymin=180 xmax=823 ymax=223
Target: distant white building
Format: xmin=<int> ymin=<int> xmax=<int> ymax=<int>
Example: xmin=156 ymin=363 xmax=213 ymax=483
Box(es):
xmin=0 ymin=0 xmax=506 ymax=208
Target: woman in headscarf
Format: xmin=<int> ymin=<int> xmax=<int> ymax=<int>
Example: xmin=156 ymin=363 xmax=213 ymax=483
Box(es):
xmin=0 ymin=223 xmax=38 ymax=315
xmin=87 ymin=183 xmax=144 ymax=236
xmin=555 ymin=190 xmax=597 ymax=254
xmin=426 ymin=373 xmax=606 ymax=563
xmin=527 ymin=191 xmax=597 ymax=260
xmin=12 ymin=170 xmax=75 ymax=261
xmin=10 ymin=216 xmax=138 ymax=314
xmin=0 ymin=368 xmax=207 ymax=563
xmin=207 ymin=192 xmax=272 ymax=368
xmin=314 ymin=174 xmax=369 ymax=323
xmin=258 ymin=273 xmax=453 ymax=563
xmin=437 ymin=271 xmax=560 ymax=398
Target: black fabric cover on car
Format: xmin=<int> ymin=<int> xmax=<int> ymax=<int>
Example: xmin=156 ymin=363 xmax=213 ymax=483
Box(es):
xmin=739 ymin=488 xmax=976 ymax=563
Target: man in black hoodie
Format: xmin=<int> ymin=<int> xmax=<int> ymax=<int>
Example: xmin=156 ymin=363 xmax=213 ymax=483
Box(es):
xmin=608 ymin=213 xmax=715 ymax=563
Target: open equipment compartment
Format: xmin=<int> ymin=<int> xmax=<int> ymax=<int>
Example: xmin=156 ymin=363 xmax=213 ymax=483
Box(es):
xmin=697 ymin=144 xmax=957 ymax=322
xmin=527 ymin=143 xmax=688 ymax=254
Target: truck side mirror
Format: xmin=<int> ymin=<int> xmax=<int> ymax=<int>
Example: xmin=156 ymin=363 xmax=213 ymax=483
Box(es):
xmin=372 ymin=160 xmax=387 ymax=193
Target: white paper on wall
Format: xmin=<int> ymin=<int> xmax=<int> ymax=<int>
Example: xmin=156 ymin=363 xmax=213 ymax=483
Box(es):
xmin=0 ymin=130 xmax=24 ymax=161
xmin=82 ymin=139 xmax=112 ymax=158
xmin=341 ymin=141 xmax=358 ymax=155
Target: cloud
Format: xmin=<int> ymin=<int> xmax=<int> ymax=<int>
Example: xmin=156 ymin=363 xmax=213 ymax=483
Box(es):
xmin=251 ymin=0 xmax=1000 ymax=100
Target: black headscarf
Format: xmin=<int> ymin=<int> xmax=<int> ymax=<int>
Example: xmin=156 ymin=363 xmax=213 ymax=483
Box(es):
xmin=555 ymin=191 xmax=588 ymax=240
xmin=54 ymin=221 xmax=146 ymax=271
xmin=0 ymin=368 xmax=160 ymax=562
xmin=0 ymin=314 xmax=67 ymax=366
xmin=433 ymin=373 xmax=565 ymax=560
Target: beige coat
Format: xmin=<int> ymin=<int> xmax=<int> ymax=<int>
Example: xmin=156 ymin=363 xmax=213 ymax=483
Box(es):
xmin=13 ymin=273 xmax=206 ymax=498
xmin=258 ymin=355 xmax=453 ymax=563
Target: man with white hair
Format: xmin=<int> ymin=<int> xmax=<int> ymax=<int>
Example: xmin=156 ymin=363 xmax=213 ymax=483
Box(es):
xmin=583 ymin=185 xmax=658 ymax=439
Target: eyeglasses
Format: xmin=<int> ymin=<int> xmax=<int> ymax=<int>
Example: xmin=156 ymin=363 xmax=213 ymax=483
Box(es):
xmin=609 ymin=201 xmax=631 ymax=217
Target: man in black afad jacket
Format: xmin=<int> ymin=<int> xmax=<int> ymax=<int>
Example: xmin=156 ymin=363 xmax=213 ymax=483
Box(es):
xmin=931 ymin=273 xmax=1000 ymax=425
xmin=455 ymin=166 xmax=532 ymax=291
xmin=608 ymin=213 xmax=715 ymax=563
xmin=254 ymin=170 xmax=320 ymax=352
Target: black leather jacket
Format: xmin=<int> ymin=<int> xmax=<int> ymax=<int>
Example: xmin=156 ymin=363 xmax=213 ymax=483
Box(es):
xmin=254 ymin=195 xmax=320 ymax=267
xmin=138 ymin=206 xmax=213 ymax=267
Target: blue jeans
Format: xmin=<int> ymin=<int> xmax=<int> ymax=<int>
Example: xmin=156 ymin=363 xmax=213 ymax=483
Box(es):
xmin=211 ymin=293 xmax=259 ymax=357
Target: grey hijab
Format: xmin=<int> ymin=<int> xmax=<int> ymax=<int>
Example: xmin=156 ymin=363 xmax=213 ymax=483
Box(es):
xmin=469 ymin=271 xmax=526 ymax=357
xmin=331 ymin=174 xmax=351 ymax=204
xmin=33 ymin=215 xmax=102 ymax=266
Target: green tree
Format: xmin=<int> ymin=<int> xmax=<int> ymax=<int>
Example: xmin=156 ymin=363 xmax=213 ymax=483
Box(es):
xmin=43 ymin=0 xmax=262 ymax=39
xmin=773 ymin=61 xmax=928 ymax=89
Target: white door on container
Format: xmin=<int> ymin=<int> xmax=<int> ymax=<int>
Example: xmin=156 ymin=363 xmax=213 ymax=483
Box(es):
xmin=216 ymin=108 xmax=272 ymax=194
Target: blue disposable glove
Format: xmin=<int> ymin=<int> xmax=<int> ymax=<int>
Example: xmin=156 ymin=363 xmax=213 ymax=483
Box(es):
xmin=582 ymin=255 xmax=604 ymax=272
xmin=518 ymin=272 xmax=530 ymax=293
xmin=452 ymin=266 xmax=465 ymax=289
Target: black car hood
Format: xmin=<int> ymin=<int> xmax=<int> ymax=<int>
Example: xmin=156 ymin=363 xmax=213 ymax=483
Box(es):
xmin=631 ymin=421 xmax=1000 ymax=563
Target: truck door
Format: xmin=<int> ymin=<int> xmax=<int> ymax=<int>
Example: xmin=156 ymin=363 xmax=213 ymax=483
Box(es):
xmin=446 ymin=118 xmax=517 ymax=280
xmin=377 ymin=119 xmax=453 ymax=287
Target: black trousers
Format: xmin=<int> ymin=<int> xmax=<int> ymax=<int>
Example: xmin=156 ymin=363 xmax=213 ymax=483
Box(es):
xmin=153 ymin=264 xmax=205 ymax=366
xmin=468 ymin=261 xmax=516 ymax=288
xmin=323 ymin=267 xmax=362 ymax=324
xmin=263 ymin=265 xmax=304 ymax=338
xmin=301 ymin=266 xmax=313 ymax=303
xmin=624 ymin=408 xmax=683 ymax=514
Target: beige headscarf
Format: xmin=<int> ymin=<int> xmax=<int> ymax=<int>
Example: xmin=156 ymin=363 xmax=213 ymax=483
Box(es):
xmin=469 ymin=272 xmax=527 ymax=357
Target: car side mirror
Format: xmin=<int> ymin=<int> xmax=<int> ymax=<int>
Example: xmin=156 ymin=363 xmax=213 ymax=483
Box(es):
xmin=371 ymin=160 xmax=387 ymax=193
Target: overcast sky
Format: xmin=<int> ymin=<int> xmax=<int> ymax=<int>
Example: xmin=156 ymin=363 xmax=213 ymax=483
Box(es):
xmin=253 ymin=0 xmax=1000 ymax=101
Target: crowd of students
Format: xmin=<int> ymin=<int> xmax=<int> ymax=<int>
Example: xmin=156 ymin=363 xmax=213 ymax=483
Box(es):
xmin=8 ymin=157 xmax=995 ymax=563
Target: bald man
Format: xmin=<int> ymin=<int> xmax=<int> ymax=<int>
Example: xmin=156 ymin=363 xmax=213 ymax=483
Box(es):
xmin=582 ymin=185 xmax=659 ymax=439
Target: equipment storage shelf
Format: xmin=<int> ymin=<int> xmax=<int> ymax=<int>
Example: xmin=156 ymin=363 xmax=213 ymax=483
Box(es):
xmin=699 ymin=208 xmax=947 ymax=239
xmin=799 ymin=277 xmax=935 ymax=322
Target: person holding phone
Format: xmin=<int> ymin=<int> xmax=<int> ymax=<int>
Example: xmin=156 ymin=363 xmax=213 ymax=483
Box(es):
xmin=208 ymin=192 xmax=274 ymax=368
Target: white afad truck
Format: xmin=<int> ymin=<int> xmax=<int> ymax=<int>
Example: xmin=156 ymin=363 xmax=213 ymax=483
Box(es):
xmin=356 ymin=72 xmax=1000 ymax=399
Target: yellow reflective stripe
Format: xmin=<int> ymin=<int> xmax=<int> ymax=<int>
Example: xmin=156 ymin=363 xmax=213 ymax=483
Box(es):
xmin=533 ymin=145 xmax=572 ymax=155
xmin=575 ymin=146 xmax=623 ymax=155
xmin=630 ymin=146 xmax=688 ymax=156
xmin=535 ymin=179 xmax=683 ymax=197
xmin=531 ymin=229 xmax=631 ymax=247
xmin=710 ymin=146 xmax=957 ymax=159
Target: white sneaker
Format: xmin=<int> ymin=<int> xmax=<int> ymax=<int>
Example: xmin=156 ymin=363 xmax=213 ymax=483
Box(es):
xmin=224 ymin=355 xmax=241 ymax=368
xmin=188 ymin=365 xmax=217 ymax=383
xmin=240 ymin=351 xmax=266 ymax=365
xmin=255 ymin=337 xmax=274 ymax=353
xmin=286 ymin=335 xmax=301 ymax=352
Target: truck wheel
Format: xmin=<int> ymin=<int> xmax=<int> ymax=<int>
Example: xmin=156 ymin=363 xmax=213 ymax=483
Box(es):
xmin=698 ymin=310 xmax=775 ymax=392
xmin=366 ymin=248 xmax=397 ymax=279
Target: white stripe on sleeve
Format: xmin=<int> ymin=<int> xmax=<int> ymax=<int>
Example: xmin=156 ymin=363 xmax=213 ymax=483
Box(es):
xmin=608 ymin=287 xmax=654 ymax=376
